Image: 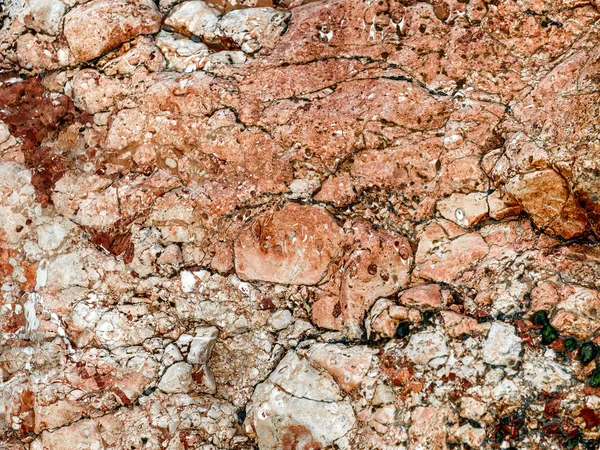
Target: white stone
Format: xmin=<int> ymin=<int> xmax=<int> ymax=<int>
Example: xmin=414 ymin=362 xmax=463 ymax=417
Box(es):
xmin=522 ymin=359 xmax=571 ymax=393
xmin=181 ymin=270 xmax=196 ymax=292
xmin=216 ymin=7 xmax=291 ymax=54
xmin=0 ymin=163 xmax=35 ymax=244
xmin=267 ymin=352 xmax=341 ymax=402
xmin=25 ymin=0 xmax=66 ymax=35
xmin=0 ymin=121 xmax=10 ymax=144
xmin=156 ymin=30 xmax=210 ymax=72
xmin=163 ymin=343 xmax=184 ymax=366
xmin=268 ymin=309 xmax=292 ymax=330
xmin=492 ymin=378 xmax=523 ymax=403
xmin=482 ymin=322 xmax=522 ymax=367
xmin=95 ymin=310 xmax=155 ymax=349
xmin=47 ymin=252 xmax=88 ymax=288
xmin=460 ymin=397 xmax=486 ymax=421
xmin=159 ymin=362 xmax=194 ymax=393
xmin=372 ymin=382 xmax=396 ymax=405
xmin=308 ymin=343 xmax=373 ymax=392
xmin=455 ymin=424 xmax=486 ymax=447
xmin=36 ymin=217 xmax=76 ymax=251
xmin=404 ymin=330 xmax=449 ymax=367
xmin=491 ymin=279 xmax=529 ymax=316
xmin=164 ymin=0 xmax=221 ymax=41
xmin=251 ymin=385 xmax=355 ymax=450
xmin=248 ymin=350 xmax=355 ymax=450
xmin=70 ymin=302 xmax=102 ymax=331
xmin=187 ymin=326 xmax=219 ymax=364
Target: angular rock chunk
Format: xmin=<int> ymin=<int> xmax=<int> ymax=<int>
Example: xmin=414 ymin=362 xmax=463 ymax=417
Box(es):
xmin=482 ymin=322 xmax=522 ymax=367
xmin=340 ymin=219 xmax=413 ymax=335
xmin=23 ymin=0 xmax=66 ymax=36
xmin=158 ymin=361 xmax=193 ymax=393
xmin=187 ymin=326 xmax=219 ymax=364
xmin=234 ymin=203 xmax=343 ymax=285
xmin=155 ymin=30 xmax=212 ymax=72
xmin=164 ymin=1 xmax=221 ymax=41
xmin=311 ymin=219 xmax=413 ymax=336
xmin=399 ymin=284 xmax=443 ymax=310
xmin=266 ymin=352 xmax=342 ymax=402
xmin=550 ymin=284 xmax=600 ymax=340
xmin=404 ymin=330 xmax=449 ymax=368
xmin=437 ymin=192 xmax=489 ymax=228
xmin=522 ymin=358 xmax=571 ymax=393
xmin=216 ymin=7 xmax=291 ymax=53
xmin=63 ymin=0 xmax=162 ymax=62
xmin=308 ymin=343 xmax=373 ymax=392
xmin=246 ymin=350 xmax=355 ymax=450
xmin=487 ymin=189 xmax=522 ymax=220
xmin=455 ymin=424 xmax=486 ymax=447
xmin=414 ymin=221 xmax=489 ymax=284
xmin=505 ymin=169 xmax=589 ymax=239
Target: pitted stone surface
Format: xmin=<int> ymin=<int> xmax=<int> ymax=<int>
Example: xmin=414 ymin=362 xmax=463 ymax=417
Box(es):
xmin=234 ymin=203 xmax=344 ymax=285
xmin=2 ymin=0 xmax=600 ymax=448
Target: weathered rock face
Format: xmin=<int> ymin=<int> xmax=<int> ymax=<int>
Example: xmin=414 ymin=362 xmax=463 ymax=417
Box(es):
xmin=2 ymin=0 xmax=600 ymax=449
xmin=245 ymin=349 xmax=356 ymax=449
xmin=63 ymin=0 xmax=162 ymax=62
xmin=235 ymin=203 xmax=344 ymax=284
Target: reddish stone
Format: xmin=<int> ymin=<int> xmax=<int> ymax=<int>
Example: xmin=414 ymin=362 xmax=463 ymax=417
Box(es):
xmin=235 ymin=203 xmax=343 ymax=285
xmin=63 ymin=0 xmax=162 ymax=62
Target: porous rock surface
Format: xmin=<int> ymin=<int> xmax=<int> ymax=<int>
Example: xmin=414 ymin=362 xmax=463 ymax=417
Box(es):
xmin=1 ymin=0 xmax=600 ymax=448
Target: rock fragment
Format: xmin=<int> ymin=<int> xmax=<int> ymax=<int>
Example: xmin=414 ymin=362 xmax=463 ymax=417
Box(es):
xmin=158 ymin=361 xmax=194 ymax=393
xmin=437 ymin=192 xmax=489 ymax=227
xmin=505 ymin=169 xmax=589 ymax=239
xmin=216 ymin=7 xmax=291 ymax=53
xmin=246 ymin=350 xmax=356 ymax=450
xmin=187 ymin=326 xmax=219 ymax=364
xmin=23 ymin=0 xmax=66 ymax=36
xmin=414 ymin=221 xmax=489 ymax=284
xmin=164 ymin=1 xmax=221 ymax=41
xmin=63 ymin=0 xmax=162 ymax=62
xmin=404 ymin=330 xmax=449 ymax=368
xmin=308 ymin=343 xmax=373 ymax=392
xmin=234 ymin=203 xmax=343 ymax=285
xmin=482 ymin=322 xmax=523 ymax=367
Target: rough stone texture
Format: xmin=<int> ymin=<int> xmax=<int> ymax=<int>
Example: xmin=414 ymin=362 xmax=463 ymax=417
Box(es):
xmin=482 ymin=322 xmax=523 ymax=368
xmin=235 ymin=202 xmax=344 ymax=285
xmin=63 ymin=0 xmax=162 ymax=62
xmin=2 ymin=0 xmax=600 ymax=448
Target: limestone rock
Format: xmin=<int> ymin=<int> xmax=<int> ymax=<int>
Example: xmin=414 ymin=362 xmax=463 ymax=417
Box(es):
xmin=437 ymin=192 xmax=489 ymax=228
xmin=234 ymin=203 xmax=343 ymax=285
xmin=482 ymin=322 xmax=523 ymax=368
xmin=308 ymin=343 xmax=373 ymax=392
xmin=246 ymin=350 xmax=355 ymax=450
xmin=23 ymin=0 xmax=66 ymax=36
xmin=404 ymin=330 xmax=449 ymax=368
xmin=216 ymin=7 xmax=291 ymax=53
xmin=164 ymin=1 xmax=221 ymax=41
xmin=158 ymin=361 xmax=194 ymax=393
xmin=505 ymin=169 xmax=589 ymax=239
xmin=63 ymin=0 xmax=162 ymax=62
xmin=3 ymin=0 xmax=600 ymax=448
xmin=414 ymin=221 xmax=489 ymax=284
xmin=187 ymin=326 xmax=219 ymax=364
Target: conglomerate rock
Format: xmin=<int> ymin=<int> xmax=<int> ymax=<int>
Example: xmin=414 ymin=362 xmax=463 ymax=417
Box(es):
xmin=1 ymin=0 xmax=600 ymax=448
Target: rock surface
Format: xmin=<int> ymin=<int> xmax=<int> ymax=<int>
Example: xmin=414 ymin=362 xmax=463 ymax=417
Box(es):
xmin=63 ymin=0 xmax=162 ymax=62
xmin=2 ymin=0 xmax=600 ymax=448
